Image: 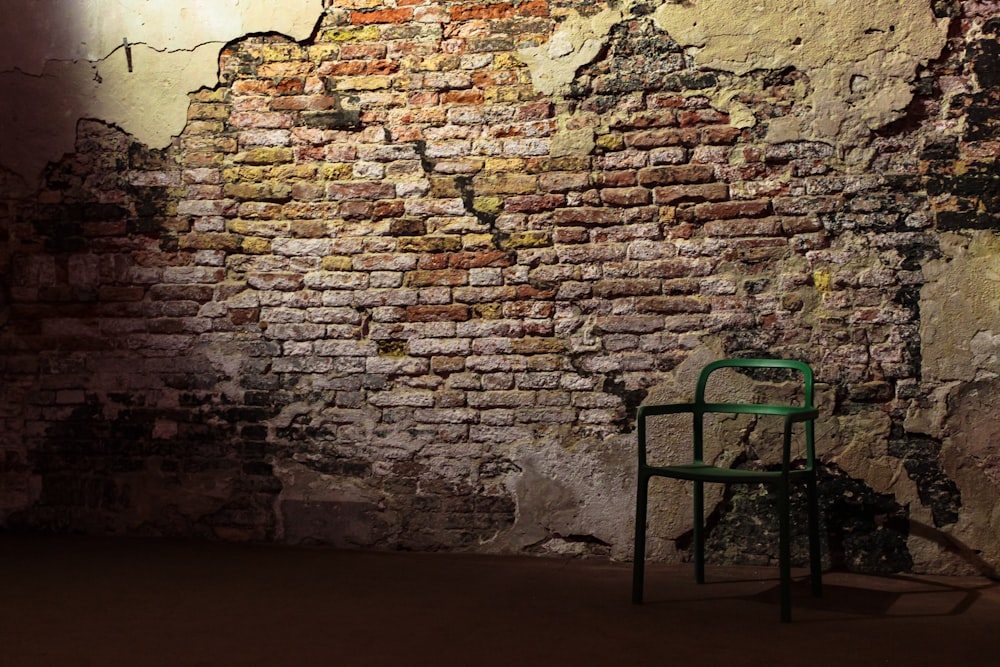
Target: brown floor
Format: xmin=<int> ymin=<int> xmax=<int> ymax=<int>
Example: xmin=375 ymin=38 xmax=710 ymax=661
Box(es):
xmin=1 ymin=534 xmax=998 ymax=666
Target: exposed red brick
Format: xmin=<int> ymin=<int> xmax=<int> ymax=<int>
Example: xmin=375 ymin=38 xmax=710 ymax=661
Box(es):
xmin=653 ymin=183 xmax=729 ymax=205
xmin=449 ymin=251 xmax=514 ymax=268
xmin=229 ymin=308 xmax=261 ymax=325
xmin=516 ymin=284 xmax=557 ymax=299
xmin=441 ymin=90 xmax=485 ymax=105
xmin=593 ymin=279 xmax=662 ymax=298
xmin=517 ymin=0 xmax=550 ymax=17
xmin=404 ymin=269 xmax=469 ymax=287
xmin=326 ymin=182 xmax=397 ymax=200
xmin=451 ymin=3 xmax=514 ymax=21
xmin=351 ymin=8 xmax=414 ymax=24
xmin=678 ymin=109 xmax=730 ymax=127
xmin=692 ymin=199 xmax=771 ymax=221
xmin=637 ymin=165 xmax=715 ymax=186
xmin=552 ymin=206 xmax=623 ymax=226
xmin=538 ymin=172 xmax=590 ymax=192
xmin=515 ymin=102 xmax=554 ymax=121
xmin=553 ymin=227 xmax=589 ymax=244
xmin=503 ymin=194 xmax=565 ymax=213
xmin=339 ymin=44 xmax=388 ymax=59
xmin=701 ymin=125 xmax=742 ymax=145
xmin=373 ymin=200 xmax=406 ymax=219
xmin=593 ymin=170 xmax=638 ymax=187
xmin=781 ymin=215 xmax=825 ymax=234
xmin=406 ymin=305 xmax=470 ymax=322
xmin=625 ymin=128 xmax=687 ymax=149
xmin=635 ymin=296 xmax=711 ymax=314
xmin=600 ymin=187 xmax=651 ymax=207
xmin=340 ymin=201 xmax=375 ymax=220
xmin=275 ymin=79 xmax=305 ymax=95
xmin=703 ymin=217 xmax=784 ymax=237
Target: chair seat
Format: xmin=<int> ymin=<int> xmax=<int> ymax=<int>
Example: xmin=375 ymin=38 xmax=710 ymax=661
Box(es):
xmin=646 ymin=463 xmax=813 ymax=484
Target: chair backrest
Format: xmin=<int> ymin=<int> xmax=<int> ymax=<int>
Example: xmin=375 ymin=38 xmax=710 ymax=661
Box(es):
xmin=692 ymin=358 xmax=815 ymax=466
xmin=694 ymin=358 xmax=813 ymax=408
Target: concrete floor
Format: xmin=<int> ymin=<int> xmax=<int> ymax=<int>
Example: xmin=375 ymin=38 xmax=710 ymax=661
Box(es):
xmin=1 ymin=534 xmax=998 ymax=666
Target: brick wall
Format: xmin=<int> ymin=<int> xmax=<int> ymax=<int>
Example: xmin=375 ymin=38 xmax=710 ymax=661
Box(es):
xmin=1 ymin=1 xmax=998 ymax=573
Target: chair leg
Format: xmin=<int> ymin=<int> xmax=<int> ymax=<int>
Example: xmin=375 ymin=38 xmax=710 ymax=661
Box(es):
xmin=632 ymin=472 xmax=649 ymax=604
xmin=778 ymin=483 xmax=791 ymax=623
xmin=807 ymin=474 xmax=823 ymax=598
xmin=693 ymin=480 xmax=705 ymax=584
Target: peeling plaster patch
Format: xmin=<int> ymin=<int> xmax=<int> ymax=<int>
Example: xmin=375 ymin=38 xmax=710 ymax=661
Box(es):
xmin=921 ymin=232 xmax=1000 ymax=383
xmin=488 ymin=439 xmax=634 ymax=559
xmin=0 ymin=0 xmax=321 ymax=182
xmin=518 ymin=6 xmax=626 ymax=96
xmin=652 ymin=0 xmax=948 ymax=145
xmin=0 ymin=45 xmax=222 ymax=183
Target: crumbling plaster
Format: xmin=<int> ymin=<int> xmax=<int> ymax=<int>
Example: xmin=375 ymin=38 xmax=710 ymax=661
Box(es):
xmin=0 ymin=0 xmax=320 ymax=185
xmin=520 ymin=0 xmax=947 ymax=149
xmin=909 ymin=232 xmax=1000 ymax=572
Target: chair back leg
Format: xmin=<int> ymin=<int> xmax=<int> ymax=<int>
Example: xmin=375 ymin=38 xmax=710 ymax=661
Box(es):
xmin=693 ymin=480 xmax=705 ymax=584
xmin=807 ymin=474 xmax=823 ymax=597
xmin=632 ymin=473 xmax=650 ymax=603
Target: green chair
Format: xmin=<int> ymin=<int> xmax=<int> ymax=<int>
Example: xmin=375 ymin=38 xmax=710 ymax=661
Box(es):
xmin=632 ymin=358 xmax=822 ymax=622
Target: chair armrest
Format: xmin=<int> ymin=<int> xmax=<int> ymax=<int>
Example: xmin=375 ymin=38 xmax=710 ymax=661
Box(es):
xmin=781 ymin=406 xmax=819 ymax=471
xmin=785 ymin=406 xmax=819 ymax=422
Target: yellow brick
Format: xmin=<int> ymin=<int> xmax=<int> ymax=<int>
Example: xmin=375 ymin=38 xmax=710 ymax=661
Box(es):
xmin=462 ymin=234 xmax=496 ymax=250
xmin=398 ymin=236 xmax=463 ymax=253
xmin=336 ymin=76 xmax=392 ymax=91
xmin=472 ymin=303 xmax=503 ymax=319
xmin=268 ymin=164 xmax=318 ymax=181
xmin=502 ymin=231 xmax=551 ymax=249
xmin=512 ymin=337 xmax=566 ymax=354
xmin=322 ymin=256 xmax=353 ymax=271
xmin=486 ymin=87 xmax=527 ymax=104
xmin=180 ymin=232 xmax=242 ymax=252
xmin=260 ymin=44 xmax=305 ymax=62
xmin=191 ymin=88 xmax=230 ymax=103
xmin=483 ymin=158 xmax=527 ymax=173
xmin=321 ymin=26 xmax=381 ymax=42
xmin=494 ymin=53 xmax=523 ymax=70
xmin=813 ymin=270 xmax=833 ymax=295
xmin=429 ymin=177 xmax=464 ymax=198
xmin=596 ymin=133 xmax=625 ymax=151
xmin=474 ymin=172 xmax=537 ymax=195
xmin=320 ymin=163 xmax=354 ymax=180
xmin=241 ymin=237 xmax=272 ymax=254
xmin=378 ymin=340 xmax=408 ymax=357
xmin=308 ymin=44 xmax=341 ymax=63
xmin=187 ymin=103 xmax=230 ymax=121
xmin=473 ymin=197 xmax=503 ymax=215
xmin=420 ymin=54 xmax=462 ymax=72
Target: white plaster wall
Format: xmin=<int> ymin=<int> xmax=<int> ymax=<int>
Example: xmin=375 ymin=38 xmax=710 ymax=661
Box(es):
xmin=0 ymin=0 xmax=321 ymax=184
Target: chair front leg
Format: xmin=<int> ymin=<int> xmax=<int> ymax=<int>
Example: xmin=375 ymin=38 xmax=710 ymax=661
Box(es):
xmin=807 ymin=473 xmax=823 ymax=597
xmin=777 ymin=481 xmax=791 ymax=622
xmin=632 ymin=471 xmax=650 ymax=604
xmin=693 ymin=480 xmax=705 ymax=584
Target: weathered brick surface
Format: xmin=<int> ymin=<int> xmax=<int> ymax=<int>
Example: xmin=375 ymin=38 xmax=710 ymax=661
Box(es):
xmin=1 ymin=2 xmax=998 ymax=570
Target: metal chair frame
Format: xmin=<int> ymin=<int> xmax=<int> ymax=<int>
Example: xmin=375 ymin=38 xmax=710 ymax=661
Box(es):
xmin=632 ymin=358 xmax=823 ymax=622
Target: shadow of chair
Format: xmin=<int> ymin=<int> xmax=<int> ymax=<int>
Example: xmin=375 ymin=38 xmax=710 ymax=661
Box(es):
xmin=632 ymin=358 xmax=823 ymax=622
